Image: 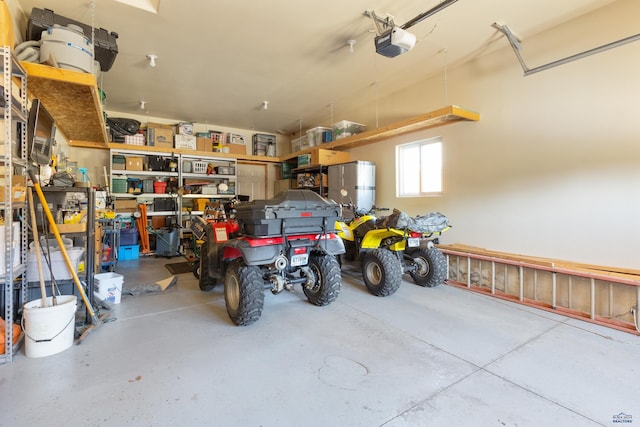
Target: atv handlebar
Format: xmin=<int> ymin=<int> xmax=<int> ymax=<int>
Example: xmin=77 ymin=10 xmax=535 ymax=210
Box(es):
xmin=340 ymin=203 xmax=389 ymax=218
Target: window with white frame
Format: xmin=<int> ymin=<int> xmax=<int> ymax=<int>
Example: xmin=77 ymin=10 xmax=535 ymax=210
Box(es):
xmin=396 ymin=137 xmax=443 ymax=197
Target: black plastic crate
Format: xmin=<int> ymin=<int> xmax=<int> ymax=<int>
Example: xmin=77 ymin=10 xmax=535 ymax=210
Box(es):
xmin=236 ymin=190 xmax=340 ymax=236
xmin=26 ymin=7 xmax=119 ymax=71
xmin=153 ymin=198 xmax=176 ymax=212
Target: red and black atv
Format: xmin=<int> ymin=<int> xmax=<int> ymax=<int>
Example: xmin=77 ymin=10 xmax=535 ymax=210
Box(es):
xmin=198 ymin=190 xmax=345 ymax=326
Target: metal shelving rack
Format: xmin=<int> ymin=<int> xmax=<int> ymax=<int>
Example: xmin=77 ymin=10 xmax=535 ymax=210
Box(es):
xmin=33 ymin=187 xmax=96 ymax=320
xmin=180 ymin=153 xmax=238 ymax=215
xmin=109 ymin=147 xmax=181 ymax=220
xmin=98 ymin=217 xmax=120 ymax=271
xmin=1 ymin=47 xmax=28 ymax=364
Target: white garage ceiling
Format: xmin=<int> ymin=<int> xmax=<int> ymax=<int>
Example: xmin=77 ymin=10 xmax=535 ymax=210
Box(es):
xmin=15 ymin=0 xmax=615 ymax=134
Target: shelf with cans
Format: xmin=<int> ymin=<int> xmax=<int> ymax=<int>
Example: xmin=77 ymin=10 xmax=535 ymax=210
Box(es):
xmin=109 ymin=148 xmax=237 ymax=229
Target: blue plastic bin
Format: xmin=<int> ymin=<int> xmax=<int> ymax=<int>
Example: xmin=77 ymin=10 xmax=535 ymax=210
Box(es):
xmin=118 ymin=245 xmax=140 ymax=261
xmin=120 ymin=228 xmax=139 ymax=246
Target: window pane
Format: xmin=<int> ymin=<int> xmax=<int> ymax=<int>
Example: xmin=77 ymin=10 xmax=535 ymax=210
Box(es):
xmin=401 ymin=145 xmax=420 ymax=195
xmin=397 ymin=137 xmax=442 ymax=197
xmin=420 ymin=142 xmax=442 ymax=192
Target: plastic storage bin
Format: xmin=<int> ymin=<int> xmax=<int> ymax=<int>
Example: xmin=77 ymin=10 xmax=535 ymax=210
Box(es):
xmin=118 ymin=245 xmax=140 ymax=261
xmin=120 ymin=228 xmax=139 ymax=246
xmin=26 ymin=247 xmax=85 ymax=282
xmin=112 ymin=178 xmax=127 ymax=194
xmin=290 ymin=135 xmax=310 ymax=153
xmin=332 ymin=120 xmax=366 ymax=140
xmin=193 ymin=161 xmax=207 ymax=174
xmin=153 ymin=181 xmax=167 ymax=194
xmin=306 ymin=126 xmax=332 ymax=146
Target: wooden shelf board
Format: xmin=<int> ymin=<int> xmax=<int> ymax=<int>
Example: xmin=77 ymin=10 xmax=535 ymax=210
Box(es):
xmin=280 ymin=105 xmax=479 ymax=161
xmin=103 ymin=105 xmax=479 ymax=165
xmin=20 ymin=62 xmax=108 ymax=147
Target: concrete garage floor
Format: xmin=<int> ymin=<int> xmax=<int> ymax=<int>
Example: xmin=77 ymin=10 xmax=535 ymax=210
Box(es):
xmin=2 ymin=256 xmax=639 ymax=426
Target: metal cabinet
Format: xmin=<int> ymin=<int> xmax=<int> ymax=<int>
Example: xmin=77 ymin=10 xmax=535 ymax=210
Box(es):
xmin=327 ymin=161 xmax=376 ymax=212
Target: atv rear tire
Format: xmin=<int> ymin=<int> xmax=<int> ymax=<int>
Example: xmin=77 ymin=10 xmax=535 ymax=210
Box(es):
xmin=198 ymin=242 xmax=217 ymax=291
xmin=408 ymin=247 xmax=447 ymax=287
xmin=304 ymin=253 xmax=342 ymax=306
xmin=224 ymin=258 xmax=265 ymax=326
xmin=361 ymin=249 xmax=402 ymax=297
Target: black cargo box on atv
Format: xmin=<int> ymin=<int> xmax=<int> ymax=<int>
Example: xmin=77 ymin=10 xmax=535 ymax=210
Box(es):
xmin=235 ymin=190 xmax=340 ymax=237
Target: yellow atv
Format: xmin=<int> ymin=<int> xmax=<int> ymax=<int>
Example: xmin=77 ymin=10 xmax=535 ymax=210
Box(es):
xmin=336 ymin=204 xmax=449 ymax=297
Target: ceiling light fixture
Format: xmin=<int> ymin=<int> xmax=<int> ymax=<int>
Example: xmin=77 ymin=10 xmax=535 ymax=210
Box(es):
xmin=139 ymin=100 xmax=146 ymax=109
xmin=262 ymin=101 xmax=270 ymax=110
xmin=347 ymin=39 xmax=356 ymax=53
xmin=147 ymin=54 xmax=157 ymax=67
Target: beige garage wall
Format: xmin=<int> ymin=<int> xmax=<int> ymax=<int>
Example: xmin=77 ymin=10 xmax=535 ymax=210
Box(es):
xmin=51 ymin=0 xmax=639 ymax=269
xmin=346 ymin=0 xmax=640 ymax=269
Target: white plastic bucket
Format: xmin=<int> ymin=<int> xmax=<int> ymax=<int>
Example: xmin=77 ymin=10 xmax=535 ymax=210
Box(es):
xmin=94 ymin=272 xmax=124 ymax=304
xmin=22 ymin=295 xmax=77 ymax=358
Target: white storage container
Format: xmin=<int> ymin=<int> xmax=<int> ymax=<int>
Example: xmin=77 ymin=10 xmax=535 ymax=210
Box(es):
xmin=332 ymin=120 xmax=366 ymax=140
xmin=306 ymin=126 xmax=332 ymax=146
xmin=290 ymin=136 xmax=303 ymax=153
xmin=94 ymin=272 xmax=124 ymax=304
xmin=174 ymin=134 xmax=196 ymax=150
xmin=26 ymin=247 xmax=85 ymax=283
xmin=202 ymin=184 xmax=218 ymax=195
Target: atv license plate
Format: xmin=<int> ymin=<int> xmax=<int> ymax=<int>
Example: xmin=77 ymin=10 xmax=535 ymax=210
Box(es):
xmin=408 ymin=238 xmax=420 ymax=247
xmin=290 ymin=254 xmax=309 ymax=267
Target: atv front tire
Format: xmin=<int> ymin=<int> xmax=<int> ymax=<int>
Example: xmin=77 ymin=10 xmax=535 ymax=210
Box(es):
xmin=361 ymin=249 xmax=402 ymax=297
xmin=303 ymin=253 xmax=342 ymax=306
xmin=224 ymin=259 xmax=265 ymax=326
xmin=408 ymin=247 xmax=447 ymax=287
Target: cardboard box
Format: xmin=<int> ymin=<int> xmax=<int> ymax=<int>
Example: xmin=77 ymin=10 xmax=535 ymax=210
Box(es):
xmin=0 ymin=175 xmax=26 ymax=203
xmin=196 ymin=137 xmax=212 ymax=152
xmin=114 ymin=199 xmax=138 ymax=212
xmin=147 ymin=124 xmax=174 ymax=148
xmin=222 ymin=143 xmax=246 ymax=155
xmin=311 ymin=148 xmax=350 ymax=166
xmin=174 ymin=134 xmax=196 ymax=150
xmin=176 ymin=122 xmax=193 ymax=135
xmin=56 ymin=223 xmax=87 ymax=233
xmin=126 ymin=156 xmax=144 ymax=171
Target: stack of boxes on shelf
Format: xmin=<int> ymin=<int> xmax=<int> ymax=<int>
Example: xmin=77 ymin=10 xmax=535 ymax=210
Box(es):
xmin=119 ymin=121 xmax=250 ymax=155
